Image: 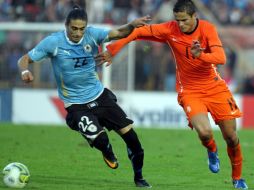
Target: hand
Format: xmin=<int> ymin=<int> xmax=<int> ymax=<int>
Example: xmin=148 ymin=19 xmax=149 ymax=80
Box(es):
xmin=190 ymin=40 xmax=205 ymax=58
xmin=95 ymin=51 xmax=113 ymax=67
xmin=130 ymin=15 xmax=151 ymax=28
xmin=21 ymin=70 xmax=34 ymax=83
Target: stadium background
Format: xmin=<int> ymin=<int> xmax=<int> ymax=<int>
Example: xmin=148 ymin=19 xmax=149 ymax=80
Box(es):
xmin=0 ymin=0 xmax=254 ymax=128
xmin=1 ymin=1 xmax=254 ymax=190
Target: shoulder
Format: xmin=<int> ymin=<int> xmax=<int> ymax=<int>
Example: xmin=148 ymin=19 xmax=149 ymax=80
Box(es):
xmin=152 ymin=20 xmax=176 ymax=28
xmin=85 ymin=26 xmax=110 ymax=34
xmin=150 ymin=20 xmax=176 ymax=33
xmin=199 ymin=20 xmax=217 ymax=30
xmin=43 ymin=31 xmax=63 ymax=45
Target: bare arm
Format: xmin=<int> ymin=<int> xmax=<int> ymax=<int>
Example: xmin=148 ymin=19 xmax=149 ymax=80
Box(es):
xmin=17 ymin=54 xmax=34 ymax=83
xmin=96 ymin=24 xmax=166 ymax=66
xmin=108 ymin=15 xmax=151 ymax=41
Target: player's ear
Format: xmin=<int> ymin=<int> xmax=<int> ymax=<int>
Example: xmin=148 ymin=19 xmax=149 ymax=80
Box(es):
xmin=191 ymin=12 xmax=197 ymax=19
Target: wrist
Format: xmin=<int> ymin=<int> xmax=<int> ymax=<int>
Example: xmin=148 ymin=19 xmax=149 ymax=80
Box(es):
xmin=21 ymin=70 xmax=29 ymax=75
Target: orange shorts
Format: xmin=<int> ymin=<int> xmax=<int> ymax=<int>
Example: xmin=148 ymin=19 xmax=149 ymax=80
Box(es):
xmin=178 ymin=88 xmax=242 ymax=126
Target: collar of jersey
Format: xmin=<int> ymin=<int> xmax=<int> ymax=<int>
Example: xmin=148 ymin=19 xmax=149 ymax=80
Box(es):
xmin=64 ymin=30 xmax=84 ymax=45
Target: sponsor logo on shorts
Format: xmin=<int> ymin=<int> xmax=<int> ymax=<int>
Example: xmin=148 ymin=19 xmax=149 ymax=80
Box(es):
xmin=186 ymin=106 xmax=191 ymax=113
xmin=231 ymin=110 xmax=237 ymax=115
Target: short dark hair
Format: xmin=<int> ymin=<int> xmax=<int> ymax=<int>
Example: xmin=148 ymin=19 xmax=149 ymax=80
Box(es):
xmin=65 ymin=5 xmax=88 ymax=25
xmin=173 ymin=0 xmax=196 ymax=16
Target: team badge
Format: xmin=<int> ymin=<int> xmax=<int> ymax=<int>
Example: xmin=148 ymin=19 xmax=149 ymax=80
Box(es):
xmin=84 ymin=44 xmax=92 ymax=53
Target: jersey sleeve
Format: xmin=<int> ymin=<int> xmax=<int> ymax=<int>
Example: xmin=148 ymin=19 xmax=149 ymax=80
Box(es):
xmin=198 ymin=24 xmax=226 ymax=65
xmin=107 ymin=23 xmax=170 ymax=56
xmin=28 ymin=35 xmax=57 ymax=62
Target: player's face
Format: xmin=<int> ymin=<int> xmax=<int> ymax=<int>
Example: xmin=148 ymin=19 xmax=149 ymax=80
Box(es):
xmin=66 ymin=19 xmax=87 ymax=43
xmin=174 ymin=11 xmax=197 ymax=33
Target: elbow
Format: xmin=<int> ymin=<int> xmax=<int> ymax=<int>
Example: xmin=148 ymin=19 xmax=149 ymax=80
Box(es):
xmin=111 ymin=32 xmax=129 ymax=40
xmin=215 ymin=49 xmax=227 ymax=65
xmin=220 ymin=54 xmax=227 ymax=65
xmin=17 ymin=56 xmax=23 ymax=68
xmin=119 ymin=31 xmax=131 ymax=38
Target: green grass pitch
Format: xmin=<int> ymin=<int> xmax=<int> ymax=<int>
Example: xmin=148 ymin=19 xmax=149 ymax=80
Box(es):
xmin=0 ymin=123 xmax=253 ymax=190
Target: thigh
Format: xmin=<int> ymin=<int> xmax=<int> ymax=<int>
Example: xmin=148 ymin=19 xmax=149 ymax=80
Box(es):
xmin=191 ymin=113 xmax=212 ymax=132
xmin=66 ymin=109 xmax=105 ymax=140
xmin=178 ymin=94 xmax=208 ymax=128
xmin=97 ymin=88 xmax=133 ymax=131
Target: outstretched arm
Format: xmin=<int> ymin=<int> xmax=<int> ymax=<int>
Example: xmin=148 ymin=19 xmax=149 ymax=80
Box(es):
xmin=96 ymin=27 xmax=164 ymax=66
xmin=108 ymin=15 xmax=151 ymax=40
xmin=17 ymin=54 xmax=34 ymax=83
xmin=108 ymin=23 xmax=167 ymax=57
xmin=96 ymin=23 xmax=168 ymax=66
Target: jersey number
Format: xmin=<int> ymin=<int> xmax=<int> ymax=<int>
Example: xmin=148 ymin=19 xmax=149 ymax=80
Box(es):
xmin=227 ymin=97 xmax=238 ymax=111
xmin=73 ymin=58 xmax=88 ymax=68
xmin=78 ymin=116 xmax=97 ymax=133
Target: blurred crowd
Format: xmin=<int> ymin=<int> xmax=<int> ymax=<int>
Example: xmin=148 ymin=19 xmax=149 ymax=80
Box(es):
xmin=202 ymin=0 xmax=254 ymax=25
xmin=1 ymin=0 xmax=253 ymax=25
xmin=0 ymin=0 xmax=172 ymax=24
xmin=0 ymin=0 xmax=254 ymax=93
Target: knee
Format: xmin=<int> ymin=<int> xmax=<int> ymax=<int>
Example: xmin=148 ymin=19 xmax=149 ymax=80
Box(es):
xmin=118 ymin=124 xmax=133 ymax=135
xmin=224 ymin=133 xmax=239 ymax=147
xmin=121 ymin=128 xmax=143 ymax=153
xmin=196 ymin=127 xmax=213 ymax=141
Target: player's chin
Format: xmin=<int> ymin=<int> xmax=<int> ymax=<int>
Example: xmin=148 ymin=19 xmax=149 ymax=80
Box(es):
xmin=72 ymin=37 xmax=82 ymax=43
xmin=180 ymin=28 xmax=188 ymax=33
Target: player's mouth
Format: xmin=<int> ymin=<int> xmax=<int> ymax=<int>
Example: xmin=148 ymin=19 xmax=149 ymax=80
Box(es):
xmin=180 ymin=26 xmax=186 ymax=31
xmin=72 ymin=36 xmax=81 ymax=41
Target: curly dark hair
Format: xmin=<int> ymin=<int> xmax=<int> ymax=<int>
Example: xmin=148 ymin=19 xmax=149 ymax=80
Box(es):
xmin=173 ymin=0 xmax=196 ymax=16
xmin=65 ymin=4 xmax=88 ymax=25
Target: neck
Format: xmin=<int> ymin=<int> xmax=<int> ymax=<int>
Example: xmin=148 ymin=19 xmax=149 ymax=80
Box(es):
xmin=185 ymin=18 xmax=199 ymax=35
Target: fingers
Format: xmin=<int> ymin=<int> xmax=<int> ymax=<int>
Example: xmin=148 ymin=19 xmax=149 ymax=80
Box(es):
xmin=95 ymin=52 xmax=113 ymax=67
xmin=96 ymin=59 xmax=112 ymax=67
xmin=21 ymin=71 xmax=34 ymax=83
xmin=191 ymin=40 xmax=204 ymax=51
xmin=96 ymin=60 xmax=112 ymax=67
xmin=106 ymin=61 xmax=112 ymax=67
xmin=190 ymin=40 xmax=205 ymax=58
xmin=191 ymin=40 xmax=200 ymax=49
xmin=94 ymin=53 xmax=108 ymax=64
xmin=132 ymin=15 xmax=152 ymax=28
xmin=140 ymin=15 xmax=152 ymax=24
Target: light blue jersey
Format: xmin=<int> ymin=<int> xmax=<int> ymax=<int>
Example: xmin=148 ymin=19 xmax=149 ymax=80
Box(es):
xmin=28 ymin=26 xmax=110 ymax=104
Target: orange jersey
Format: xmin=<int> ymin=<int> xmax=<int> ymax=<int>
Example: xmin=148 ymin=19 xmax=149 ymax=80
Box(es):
xmin=107 ymin=19 xmax=227 ymax=95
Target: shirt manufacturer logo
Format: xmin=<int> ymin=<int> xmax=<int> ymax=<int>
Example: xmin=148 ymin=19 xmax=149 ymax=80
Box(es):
xmin=63 ymin=50 xmax=71 ymax=55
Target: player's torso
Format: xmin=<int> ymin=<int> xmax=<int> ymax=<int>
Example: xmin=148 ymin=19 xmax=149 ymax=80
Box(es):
xmin=166 ymin=21 xmax=224 ymax=93
xmin=52 ymin=33 xmax=97 ymax=77
xmin=51 ymin=31 xmax=103 ymax=103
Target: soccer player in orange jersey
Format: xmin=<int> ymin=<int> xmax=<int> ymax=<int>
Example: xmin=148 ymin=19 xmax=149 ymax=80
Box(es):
xmin=96 ymin=0 xmax=248 ymax=189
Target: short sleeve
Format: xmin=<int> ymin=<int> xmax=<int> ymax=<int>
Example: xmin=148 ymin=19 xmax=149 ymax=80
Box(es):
xmin=28 ymin=35 xmax=57 ymax=62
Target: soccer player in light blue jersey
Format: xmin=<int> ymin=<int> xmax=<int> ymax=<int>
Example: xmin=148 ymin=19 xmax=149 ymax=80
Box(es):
xmin=18 ymin=5 xmax=152 ymax=188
